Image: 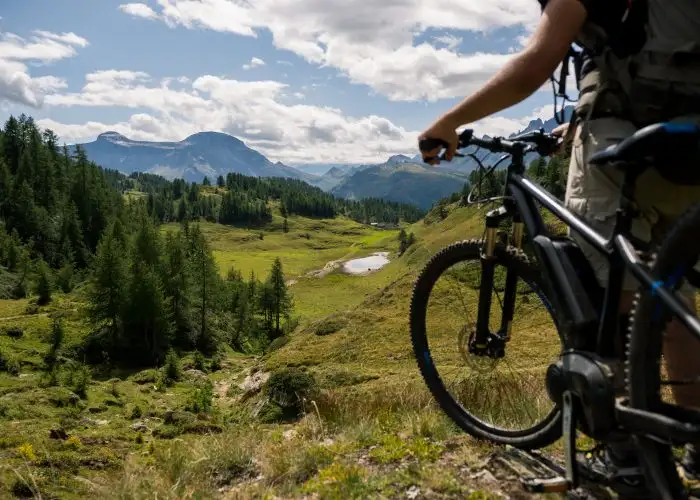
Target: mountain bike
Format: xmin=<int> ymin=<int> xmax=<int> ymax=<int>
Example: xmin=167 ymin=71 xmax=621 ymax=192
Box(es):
xmin=410 ymin=123 xmax=700 ymax=498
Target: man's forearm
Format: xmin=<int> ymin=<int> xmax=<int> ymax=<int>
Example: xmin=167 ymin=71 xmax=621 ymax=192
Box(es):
xmin=443 ymin=49 xmax=549 ymax=128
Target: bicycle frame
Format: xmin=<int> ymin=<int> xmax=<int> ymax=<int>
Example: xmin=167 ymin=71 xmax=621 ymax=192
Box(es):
xmin=472 ymin=145 xmax=700 ymax=447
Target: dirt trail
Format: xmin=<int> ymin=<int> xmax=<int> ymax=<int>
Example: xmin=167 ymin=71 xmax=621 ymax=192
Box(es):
xmin=0 ymin=312 xmax=50 ymax=322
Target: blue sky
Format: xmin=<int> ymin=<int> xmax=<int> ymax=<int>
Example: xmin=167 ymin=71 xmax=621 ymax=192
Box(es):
xmin=0 ymin=0 xmax=559 ymax=164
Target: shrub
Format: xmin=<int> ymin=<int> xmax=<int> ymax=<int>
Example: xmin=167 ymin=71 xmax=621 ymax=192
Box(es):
xmin=57 ymin=263 xmax=74 ymax=293
xmin=43 ymin=319 xmax=64 ymax=370
xmin=262 ymin=368 xmax=318 ymax=421
xmin=5 ymin=327 xmax=23 ymax=339
xmin=35 ymin=260 xmax=53 ymax=306
xmin=130 ymin=405 xmax=143 ymax=420
xmin=192 ymin=350 xmax=206 ymax=372
xmin=186 ymin=380 xmax=213 ymax=414
xmin=64 ymin=362 xmax=91 ymax=399
xmin=0 ymin=349 xmax=20 ymax=376
xmin=163 ymin=349 xmax=181 ymax=384
xmin=314 ymin=316 xmax=347 ymax=336
xmin=210 ymin=351 xmax=224 ymax=372
xmin=131 ymin=369 xmax=157 ymax=385
xmin=267 ymin=335 xmax=290 ymax=353
xmin=11 ymin=477 xmax=34 ymax=498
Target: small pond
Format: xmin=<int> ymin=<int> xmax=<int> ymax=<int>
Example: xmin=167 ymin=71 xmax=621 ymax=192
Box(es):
xmin=343 ymin=252 xmax=390 ymax=275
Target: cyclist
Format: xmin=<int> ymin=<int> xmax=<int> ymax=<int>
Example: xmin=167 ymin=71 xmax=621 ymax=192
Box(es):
xmin=419 ymin=0 xmax=700 ymax=495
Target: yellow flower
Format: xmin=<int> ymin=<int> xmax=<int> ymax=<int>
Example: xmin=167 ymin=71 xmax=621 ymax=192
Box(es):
xmin=66 ymin=435 xmax=82 ymax=449
xmin=16 ymin=443 xmax=36 ymax=462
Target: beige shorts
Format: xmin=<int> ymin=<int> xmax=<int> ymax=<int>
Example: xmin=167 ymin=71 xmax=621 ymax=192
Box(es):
xmin=564 ymin=117 xmax=700 ymax=294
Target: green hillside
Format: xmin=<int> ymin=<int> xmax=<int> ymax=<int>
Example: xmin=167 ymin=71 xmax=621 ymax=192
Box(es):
xmin=0 ymin=198 xmax=566 ymax=499
xmin=0 ymin=115 xmax=571 ymax=499
xmin=332 ymin=162 xmax=470 ymax=210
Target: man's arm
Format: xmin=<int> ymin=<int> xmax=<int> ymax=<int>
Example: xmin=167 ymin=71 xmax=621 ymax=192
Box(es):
xmin=439 ymin=0 xmax=587 ymax=129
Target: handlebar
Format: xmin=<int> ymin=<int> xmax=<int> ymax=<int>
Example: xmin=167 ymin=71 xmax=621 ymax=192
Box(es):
xmin=418 ymin=128 xmax=562 ymax=164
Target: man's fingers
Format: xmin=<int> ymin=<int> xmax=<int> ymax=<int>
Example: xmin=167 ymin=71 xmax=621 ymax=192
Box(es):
xmin=552 ymin=123 xmax=569 ymax=137
xmin=445 ymin=142 xmax=457 ymax=162
xmin=421 ymin=147 xmax=441 ymax=165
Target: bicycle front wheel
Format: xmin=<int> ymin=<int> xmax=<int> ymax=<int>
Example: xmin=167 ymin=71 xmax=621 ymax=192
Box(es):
xmin=410 ymin=239 xmax=563 ymax=449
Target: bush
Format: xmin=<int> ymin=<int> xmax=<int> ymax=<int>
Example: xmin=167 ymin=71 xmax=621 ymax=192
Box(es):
xmin=263 ymin=368 xmax=318 ymax=421
xmin=43 ymin=319 xmax=64 ymax=370
xmin=163 ymin=349 xmax=181 ymax=384
xmin=130 ymin=405 xmax=143 ymax=420
xmin=267 ymin=335 xmax=290 ymax=353
xmin=314 ymin=316 xmax=347 ymax=336
xmin=186 ymin=380 xmax=213 ymax=414
xmin=210 ymin=351 xmax=224 ymax=372
xmin=25 ymin=303 xmax=39 ymax=315
xmin=4 ymin=327 xmax=23 ymax=339
xmin=57 ymin=263 xmax=74 ymax=293
xmin=0 ymin=350 xmax=20 ymax=376
xmin=35 ymin=260 xmax=53 ymax=305
xmin=64 ymin=362 xmax=91 ymax=399
xmin=192 ymin=350 xmax=206 ymax=372
xmin=131 ymin=369 xmax=157 ymax=385
xmin=10 ymin=477 xmax=34 ymax=498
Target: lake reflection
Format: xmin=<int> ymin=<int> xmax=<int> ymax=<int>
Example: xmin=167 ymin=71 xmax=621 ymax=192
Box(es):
xmin=343 ymin=252 xmax=390 ymax=274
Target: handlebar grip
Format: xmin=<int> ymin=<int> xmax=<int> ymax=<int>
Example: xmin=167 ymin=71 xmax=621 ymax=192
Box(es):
xmin=418 ymin=137 xmax=449 ymax=153
xmin=419 ymin=137 xmax=450 ymax=164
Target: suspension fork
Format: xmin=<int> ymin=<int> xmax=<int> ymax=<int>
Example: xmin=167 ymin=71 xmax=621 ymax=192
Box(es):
xmin=473 ymin=205 xmax=512 ymax=347
xmin=500 ymin=213 xmax=525 ymax=341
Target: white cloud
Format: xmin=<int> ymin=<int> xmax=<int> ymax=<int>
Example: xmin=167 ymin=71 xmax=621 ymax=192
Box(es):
xmin=118 ymin=3 xmax=159 ymax=20
xmin=39 ymin=69 xmax=417 ymax=162
xmin=119 ymin=0 xmax=542 ymax=101
xmin=38 ymin=67 xmax=554 ymax=163
xmin=432 ymin=34 xmax=463 ymax=51
xmin=242 ymin=57 xmax=265 ymax=70
xmin=0 ymin=30 xmax=87 ymax=107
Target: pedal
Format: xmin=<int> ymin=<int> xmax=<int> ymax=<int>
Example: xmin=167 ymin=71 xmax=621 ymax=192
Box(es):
xmin=501 ymin=446 xmax=572 ymax=494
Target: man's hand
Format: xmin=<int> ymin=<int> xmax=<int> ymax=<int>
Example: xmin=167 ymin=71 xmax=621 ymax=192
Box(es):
xmin=552 ymin=122 xmax=569 ymax=137
xmin=418 ymin=115 xmax=459 ymax=165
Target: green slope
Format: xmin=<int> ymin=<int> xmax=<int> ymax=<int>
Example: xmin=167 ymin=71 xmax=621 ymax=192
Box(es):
xmin=332 ymin=162 xmax=469 ymax=210
xmin=0 ymin=202 xmax=573 ymax=499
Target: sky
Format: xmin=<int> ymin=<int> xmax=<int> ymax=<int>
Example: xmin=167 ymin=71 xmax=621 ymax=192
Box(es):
xmin=0 ymin=0 xmax=569 ymax=165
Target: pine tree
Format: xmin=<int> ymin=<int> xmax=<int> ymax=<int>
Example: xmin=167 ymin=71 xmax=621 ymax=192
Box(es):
xmin=177 ymin=198 xmax=188 ymax=222
xmin=282 ymin=217 xmax=289 ymax=233
xmin=398 ymin=228 xmax=408 ymax=255
xmin=216 ymin=175 xmax=225 ymax=188
xmin=124 ymin=265 xmax=172 ymax=364
xmin=266 ymin=258 xmax=291 ymax=335
xmin=2 ymin=116 xmax=22 ymax=175
xmin=87 ymin=223 xmax=129 ymax=346
xmin=35 ymin=259 xmax=53 ymax=305
xmin=202 ymin=176 xmax=211 ymax=186
xmin=187 ymin=224 xmax=221 ymax=353
xmin=0 ymin=159 xmax=10 ymax=218
xmin=163 ymin=231 xmax=192 ymax=345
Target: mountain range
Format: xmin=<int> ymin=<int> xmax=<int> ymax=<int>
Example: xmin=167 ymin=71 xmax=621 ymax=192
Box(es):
xmin=73 ymin=106 xmax=572 ymax=209
xmin=75 ymin=131 xmax=319 ymax=184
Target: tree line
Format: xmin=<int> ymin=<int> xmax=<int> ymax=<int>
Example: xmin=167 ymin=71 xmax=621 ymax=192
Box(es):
xmin=430 ymin=153 xmax=570 ymax=211
xmin=83 ymin=216 xmax=293 ymax=366
xmin=129 ymin=171 xmax=425 ymax=227
xmin=0 ymin=114 xmax=295 ymax=367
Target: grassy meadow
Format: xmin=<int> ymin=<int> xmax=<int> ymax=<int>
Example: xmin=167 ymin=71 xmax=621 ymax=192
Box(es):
xmin=0 ymin=201 xmax=571 ymax=499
